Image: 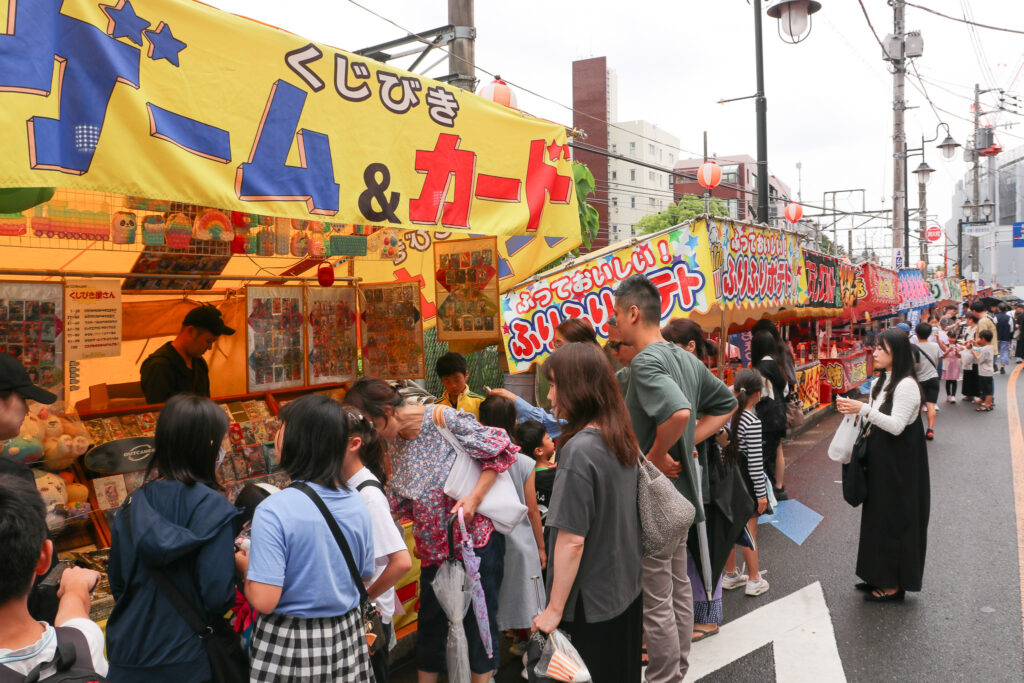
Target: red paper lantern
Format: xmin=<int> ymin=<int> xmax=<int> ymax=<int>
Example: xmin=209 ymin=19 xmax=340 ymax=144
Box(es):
xmin=696 ymin=161 xmax=722 ymax=190
xmin=784 ymin=202 xmax=803 ymax=223
xmin=317 ymin=262 xmax=335 ymax=287
xmin=477 ymin=77 xmax=517 ymax=108
xmin=918 ymin=260 xmax=926 ymax=271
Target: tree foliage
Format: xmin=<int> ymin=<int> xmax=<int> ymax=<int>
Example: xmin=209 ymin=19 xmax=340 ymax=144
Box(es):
xmin=572 ymin=162 xmax=600 ymax=250
xmin=634 ymin=194 xmax=729 ymax=236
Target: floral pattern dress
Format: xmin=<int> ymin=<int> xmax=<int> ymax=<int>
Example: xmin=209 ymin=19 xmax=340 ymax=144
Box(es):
xmin=387 ymin=405 xmax=518 ymax=567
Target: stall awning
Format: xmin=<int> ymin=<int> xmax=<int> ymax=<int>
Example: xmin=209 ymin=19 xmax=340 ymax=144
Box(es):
xmin=0 ymin=0 xmax=580 ymax=242
xmin=499 ymin=216 xmax=808 ymax=373
xmin=897 ymin=269 xmax=932 ymax=312
xmin=854 ymin=263 xmax=901 ymax=318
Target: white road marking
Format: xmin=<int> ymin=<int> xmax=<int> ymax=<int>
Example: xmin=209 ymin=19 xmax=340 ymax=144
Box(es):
xmin=685 ymin=581 xmax=846 ymax=682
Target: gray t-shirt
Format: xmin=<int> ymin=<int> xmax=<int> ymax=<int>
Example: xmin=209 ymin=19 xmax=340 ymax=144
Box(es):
xmin=624 ymin=342 xmax=737 ymax=523
xmin=976 ymin=344 xmax=995 ymax=377
xmin=546 ymin=428 xmax=641 ymax=623
xmin=914 ymin=340 xmax=940 ymax=382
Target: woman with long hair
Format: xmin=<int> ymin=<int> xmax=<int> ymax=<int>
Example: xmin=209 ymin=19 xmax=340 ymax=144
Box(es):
xmin=241 ymin=394 xmax=376 ymax=681
xmin=837 ymin=328 xmax=929 ymax=602
xmin=751 ymin=329 xmax=790 ymax=500
xmin=344 ymin=378 xmax=516 ymax=683
xmin=107 ymin=394 xmax=241 ymax=682
xmin=531 ymin=343 xmax=643 ymax=683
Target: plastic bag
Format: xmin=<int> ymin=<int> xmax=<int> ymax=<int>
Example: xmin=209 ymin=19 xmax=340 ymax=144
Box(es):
xmin=534 ymin=629 xmax=592 ymax=682
xmin=828 ymin=414 xmax=864 ymax=464
xmin=431 ymin=560 xmax=472 ymax=683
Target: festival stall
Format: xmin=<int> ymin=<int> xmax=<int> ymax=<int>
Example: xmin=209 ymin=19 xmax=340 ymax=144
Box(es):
xmin=499 ymin=216 xmax=808 ymax=383
xmin=896 ymin=268 xmax=935 ymax=327
xmin=0 ymin=0 xmax=581 ymax=634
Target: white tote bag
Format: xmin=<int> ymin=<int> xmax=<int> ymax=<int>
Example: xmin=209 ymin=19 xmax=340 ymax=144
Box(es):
xmin=433 ymin=407 xmax=527 ymax=535
xmin=828 ymin=413 xmax=863 ymax=464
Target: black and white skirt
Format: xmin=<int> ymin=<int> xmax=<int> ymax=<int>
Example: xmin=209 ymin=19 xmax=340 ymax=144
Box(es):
xmin=249 ymin=607 xmax=375 ymax=682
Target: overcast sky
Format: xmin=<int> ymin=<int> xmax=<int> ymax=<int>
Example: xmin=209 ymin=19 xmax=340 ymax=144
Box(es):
xmin=207 ymin=0 xmax=1024 ymax=264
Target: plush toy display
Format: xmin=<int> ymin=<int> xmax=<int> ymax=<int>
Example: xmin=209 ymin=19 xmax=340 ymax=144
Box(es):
xmin=34 ymin=471 xmax=68 ymax=532
xmin=66 ymin=502 xmax=93 ymax=522
xmin=66 ymin=482 xmax=90 ymax=503
xmin=111 ymin=211 xmax=137 ymax=244
xmin=193 ymin=209 xmax=232 ymax=242
xmin=43 ymin=434 xmax=76 ymax=471
xmin=42 ymin=414 xmax=63 ymax=440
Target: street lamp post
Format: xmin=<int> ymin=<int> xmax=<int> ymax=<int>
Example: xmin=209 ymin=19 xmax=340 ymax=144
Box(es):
xmin=908 ymin=123 xmax=959 ymax=268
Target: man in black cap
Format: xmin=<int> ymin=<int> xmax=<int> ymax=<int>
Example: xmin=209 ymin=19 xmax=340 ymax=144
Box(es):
xmin=0 ymin=352 xmax=57 ymax=442
xmin=140 ymin=304 xmax=235 ymax=404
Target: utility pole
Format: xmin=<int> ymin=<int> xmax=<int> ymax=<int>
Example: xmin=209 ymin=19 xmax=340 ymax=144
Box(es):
xmin=754 ymin=0 xmax=769 ymax=225
xmin=891 ymin=1 xmax=907 ymax=267
xmin=917 ymin=175 xmax=927 ymax=266
xmin=989 ymin=153 xmax=997 ymax=284
xmin=447 ymin=0 xmax=476 ymax=92
xmin=971 ymin=82 xmax=981 ymax=276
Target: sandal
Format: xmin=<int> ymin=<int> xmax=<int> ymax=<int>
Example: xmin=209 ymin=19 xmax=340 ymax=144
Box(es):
xmin=854 ymin=582 xmax=876 ymax=593
xmin=977 ymin=405 xmax=993 ymax=412
xmin=692 ymin=625 xmax=720 ymax=642
xmin=864 ymin=588 xmax=905 ymax=602
xmin=926 ymin=429 xmax=934 ymax=440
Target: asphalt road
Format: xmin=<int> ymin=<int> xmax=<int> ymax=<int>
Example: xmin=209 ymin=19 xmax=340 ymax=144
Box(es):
xmin=394 ymin=367 xmax=1024 ymax=682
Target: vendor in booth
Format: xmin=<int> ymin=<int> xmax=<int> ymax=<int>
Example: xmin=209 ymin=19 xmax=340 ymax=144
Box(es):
xmin=140 ymin=305 xmax=234 ymax=404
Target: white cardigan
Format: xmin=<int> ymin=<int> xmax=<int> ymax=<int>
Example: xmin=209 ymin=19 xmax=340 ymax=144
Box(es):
xmin=857 ymin=375 xmax=921 ymax=436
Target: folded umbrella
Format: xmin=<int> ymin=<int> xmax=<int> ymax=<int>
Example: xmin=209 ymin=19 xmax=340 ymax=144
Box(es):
xmin=432 ymin=514 xmax=473 ymax=683
xmin=456 ymin=509 xmax=492 ymax=660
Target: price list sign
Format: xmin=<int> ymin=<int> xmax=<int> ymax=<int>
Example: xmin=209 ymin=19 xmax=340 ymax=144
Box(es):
xmin=64 ymin=280 xmax=122 ymax=361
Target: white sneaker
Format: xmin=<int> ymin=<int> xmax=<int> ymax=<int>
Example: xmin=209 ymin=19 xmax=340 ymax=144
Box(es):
xmin=745 ymin=576 xmax=770 ymax=596
xmin=722 ymin=571 xmax=748 ymax=590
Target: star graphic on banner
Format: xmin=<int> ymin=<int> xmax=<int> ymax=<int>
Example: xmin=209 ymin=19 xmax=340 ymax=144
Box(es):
xmin=685 ymin=233 xmax=701 ymax=251
xmin=501 ymin=323 xmax=510 ymax=335
xmin=100 ymin=0 xmax=149 ymax=45
xmin=547 ymin=141 xmax=562 ymax=162
xmin=143 ymin=22 xmax=186 ymax=67
xmin=561 ymin=144 xmax=571 ymax=160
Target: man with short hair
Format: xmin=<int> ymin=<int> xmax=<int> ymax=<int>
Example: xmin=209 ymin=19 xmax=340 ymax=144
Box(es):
xmin=996 ymin=304 xmax=1013 ymax=374
xmin=140 ymin=304 xmax=235 ymax=404
xmin=0 ymin=353 xmax=56 ymax=442
xmin=613 ymin=275 xmax=737 ymax=683
xmin=0 ymin=475 xmax=106 ymax=678
xmin=606 ymin=315 xmax=637 ymax=393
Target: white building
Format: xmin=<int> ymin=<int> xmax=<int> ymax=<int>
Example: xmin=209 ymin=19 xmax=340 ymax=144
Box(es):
xmin=606 ymin=120 xmax=681 ymax=244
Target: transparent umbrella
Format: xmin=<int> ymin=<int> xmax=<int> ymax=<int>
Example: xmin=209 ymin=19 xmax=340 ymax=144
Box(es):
xmin=456 ymin=508 xmax=493 ymax=659
xmin=432 ymin=514 xmax=473 ymax=683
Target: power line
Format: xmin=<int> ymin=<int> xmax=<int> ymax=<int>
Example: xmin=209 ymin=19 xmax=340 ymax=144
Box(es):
xmin=342 ymin=0 xmax=705 ymax=159
xmin=855 ymin=0 xmax=888 ymax=56
xmin=902 ymin=0 xmax=1024 ymax=36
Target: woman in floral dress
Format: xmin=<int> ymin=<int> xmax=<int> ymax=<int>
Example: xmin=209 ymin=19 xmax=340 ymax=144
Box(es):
xmin=344 ymin=378 xmax=517 ymax=683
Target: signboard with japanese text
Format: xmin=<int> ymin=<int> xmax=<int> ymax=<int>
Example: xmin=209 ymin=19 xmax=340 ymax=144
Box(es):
xmin=897 ymin=268 xmax=932 ymax=311
xmin=0 ymin=0 xmax=580 ymax=241
xmin=500 ymin=226 xmax=712 ymax=372
xmin=856 ymin=264 xmax=900 ymax=317
xmin=359 ymin=281 xmax=424 ymax=380
xmin=499 ymin=218 xmax=808 ymax=372
xmin=246 ymin=286 xmax=306 ymax=392
xmin=0 ymin=281 xmax=63 ymax=402
xmin=305 ymin=286 xmax=358 ymax=385
xmin=433 ymin=237 xmax=501 ymax=342
xmin=64 ymin=279 xmax=121 ymax=360
xmin=798 ymin=251 xmax=841 ymax=312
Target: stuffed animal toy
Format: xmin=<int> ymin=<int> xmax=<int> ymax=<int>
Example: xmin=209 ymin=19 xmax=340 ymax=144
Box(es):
xmin=66 ymin=502 xmax=93 ymax=522
xmin=42 ymin=414 xmax=63 ymax=439
xmin=34 ymin=471 xmax=68 ymax=532
xmin=66 ymin=482 xmax=90 ymax=503
xmin=142 ymin=215 xmax=166 ymax=246
xmin=43 ymin=434 xmax=76 ymax=471
xmin=18 ymin=413 xmax=42 ymax=441
xmin=1 ymin=436 xmax=43 ymax=465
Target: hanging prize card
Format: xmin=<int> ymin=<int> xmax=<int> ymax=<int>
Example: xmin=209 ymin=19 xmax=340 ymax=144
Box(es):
xmin=305 ymin=286 xmax=358 ymax=385
xmin=246 ymin=286 xmax=306 ymax=392
xmin=359 ymin=281 xmax=425 ymax=380
xmin=0 ymin=282 xmax=64 ymax=402
xmin=434 ymin=236 xmax=501 ymax=342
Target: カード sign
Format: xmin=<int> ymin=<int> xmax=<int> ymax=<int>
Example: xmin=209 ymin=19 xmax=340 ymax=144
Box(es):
xmin=0 ymin=0 xmax=579 ymax=240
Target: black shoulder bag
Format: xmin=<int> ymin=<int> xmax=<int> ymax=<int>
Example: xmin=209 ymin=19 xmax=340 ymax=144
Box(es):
xmin=841 ymin=423 xmax=870 ymax=507
xmin=123 ymin=497 xmax=248 ymax=683
xmin=289 ymin=482 xmax=385 ymax=655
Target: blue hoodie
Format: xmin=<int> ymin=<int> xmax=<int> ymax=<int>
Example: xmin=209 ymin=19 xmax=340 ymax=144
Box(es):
xmin=106 ymin=480 xmax=241 ymax=683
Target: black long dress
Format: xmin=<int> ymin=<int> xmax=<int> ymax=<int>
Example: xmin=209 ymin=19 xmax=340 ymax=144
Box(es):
xmin=855 ymin=389 xmax=931 ymax=592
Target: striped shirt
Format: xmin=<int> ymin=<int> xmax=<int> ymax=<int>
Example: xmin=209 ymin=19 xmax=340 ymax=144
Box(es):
xmin=736 ymin=409 xmax=767 ymax=498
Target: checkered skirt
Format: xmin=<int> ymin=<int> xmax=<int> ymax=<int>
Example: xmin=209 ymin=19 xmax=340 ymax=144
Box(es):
xmin=249 ymin=607 xmax=375 ymax=682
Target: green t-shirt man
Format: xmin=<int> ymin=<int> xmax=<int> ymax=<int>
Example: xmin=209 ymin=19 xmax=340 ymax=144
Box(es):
xmin=624 ymin=341 xmax=737 ymax=524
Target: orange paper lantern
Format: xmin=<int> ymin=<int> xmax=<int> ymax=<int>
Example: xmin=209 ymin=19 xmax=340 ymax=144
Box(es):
xmin=696 ymin=161 xmax=722 ymax=190
xmin=784 ymin=202 xmax=803 ymax=223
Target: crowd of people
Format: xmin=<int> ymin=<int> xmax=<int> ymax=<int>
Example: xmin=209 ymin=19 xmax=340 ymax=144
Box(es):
xmin=0 ymin=281 xmax=1014 ymax=682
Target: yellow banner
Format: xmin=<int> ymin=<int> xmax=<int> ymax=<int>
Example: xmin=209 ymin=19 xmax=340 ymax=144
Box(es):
xmin=0 ymin=0 xmax=579 ymax=240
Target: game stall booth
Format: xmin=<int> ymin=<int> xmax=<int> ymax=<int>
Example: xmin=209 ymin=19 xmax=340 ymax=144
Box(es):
xmin=498 ymin=215 xmax=810 ymax=386
xmin=0 ymin=0 xmax=582 ymax=640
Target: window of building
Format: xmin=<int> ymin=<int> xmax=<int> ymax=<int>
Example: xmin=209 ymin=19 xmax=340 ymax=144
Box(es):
xmin=611 ymin=170 xmax=617 ymax=180
xmin=629 ymin=141 xmax=636 ymax=154
xmin=611 ymin=196 xmax=618 ymax=207
xmin=611 ymin=144 xmax=617 ymax=154
xmin=649 ymin=197 xmax=656 ymax=207
xmin=631 ymin=196 xmax=636 ymax=209
xmin=669 ymin=153 xmax=674 ymax=163
xmin=722 ymin=165 xmax=739 ymax=185
xmin=630 ymin=169 xmax=636 ymax=182
xmin=648 ymin=171 xmax=655 ymax=181
xmin=668 ymin=176 xmax=674 ymax=189
xmin=648 ymin=143 xmax=655 ymax=155
xmin=725 ymin=199 xmax=740 ymax=219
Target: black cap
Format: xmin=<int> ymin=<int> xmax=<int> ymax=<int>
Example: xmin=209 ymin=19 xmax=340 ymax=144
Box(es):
xmin=0 ymin=353 xmax=57 ymax=404
xmin=183 ymin=304 xmax=235 ymax=336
